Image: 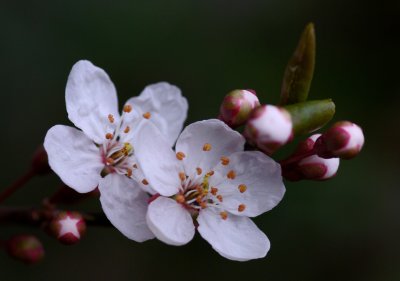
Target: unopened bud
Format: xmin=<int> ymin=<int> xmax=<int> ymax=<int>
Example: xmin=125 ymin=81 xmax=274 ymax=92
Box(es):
xmin=31 ymin=145 xmax=51 ymax=175
xmin=6 ymin=235 xmax=44 ymax=264
xmin=298 ymin=155 xmax=340 ymax=180
xmin=219 ymin=89 xmax=260 ymax=127
xmin=315 ymin=121 xmax=364 ymax=159
xmin=244 ymin=105 xmax=293 ymax=154
xmin=49 ymin=211 xmax=86 ymax=245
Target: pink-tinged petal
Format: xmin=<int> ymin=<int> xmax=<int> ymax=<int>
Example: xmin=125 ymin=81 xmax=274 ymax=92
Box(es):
xmin=209 ymin=151 xmax=285 ymax=217
xmin=133 ymin=121 xmax=182 ymax=196
xmin=175 ymin=119 xmax=245 ymax=176
xmin=44 ymin=125 xmax=103 ymax=193
xmin=197 ymin=209 xmax=270 ymax=261
xmin=99 ymin=174 xmax=154 ymax=242
xmin=66 ymin=60 xmax=120 ymax=144
xmin=124 ymin=82 xmax=188 ymax=146
xmin=146 ymin=197 xmax=195 ymax=246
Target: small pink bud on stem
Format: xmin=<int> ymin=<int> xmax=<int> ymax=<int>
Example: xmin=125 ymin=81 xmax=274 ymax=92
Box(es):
xmin=314 ymin=121 xmax=364 ymax=159
xmin=219 ymin=89 xmax=260 ymax=128
xmin=244 ymin=105 xmax=293 ymax=155
xmin=49 ymin=211 xmax=86 ymax=245
xmin=6 ymin=235 xmax=44 ymax=264
xmin=282 ymin=134 xmax=340 ymax=181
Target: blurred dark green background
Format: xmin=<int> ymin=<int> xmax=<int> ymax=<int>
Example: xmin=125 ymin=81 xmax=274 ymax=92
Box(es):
xmin=1 ymin=1 xmax=399 ymax=280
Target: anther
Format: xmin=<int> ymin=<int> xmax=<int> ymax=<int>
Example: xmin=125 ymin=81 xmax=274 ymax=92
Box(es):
xmin=211 ymin=187 xmax=218 ymax=195
xmin=106 ymin=158 xmax=114 ymax=165
xmin=108 ymin=114 xmax=115 ymax=123
xmin=200 ymin=201 xmax=207 ymax=209
xmin=196 ymin=167 xmax=202 ymax=175
xmin=142 ymin=179 xmax=149 ymax=185
xmin=207 ymin=171 xmax=214 ymax=176
xmin=105 ymin=133 xmax=113 ymax=140
xmin=123 ymin=104 xmax=132 ymax=113
xmin=221 ymin=156 xmax=230 ymax=165
xmin=179 ymin=172 xmax=186 ymax=182
xmin=133 ymin=164 xmax=138 ymax=169
xmin=176 ymin=152 xmax=186 ymax=160
xmin=176 ymin=194 xmax=185 ymax=203
xmin=227 ymin=170 xmax=236 ymax=179
xmin=126 ymin=168 xmax=132 ymax=177
xmin=217 ymin=195 xmax=223 ymax=202
xmin=124 ymin=126 xmax=130 ymax=133
xmin=220 ymin=211 xmax=228 ymax=220
xmin=238 ymin=204 xmax=246 ymax=212
xmin=203 ymin=143 xmax=212 ymax=151
xmin=238 ymin=184 xmax=247 ymax=193
xmin=143 ymin=112 xmax=151 ymax=119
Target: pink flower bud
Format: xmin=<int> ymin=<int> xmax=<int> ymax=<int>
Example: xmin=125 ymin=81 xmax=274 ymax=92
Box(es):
xmin=244 ymin=105 xmax=293 ymax=154
xmin=315 ymin=121 xmax=364 ymax=159
xmin=49 ymin=211 xmax=86 ymax=245
xmin=219 ymin=89 xmax=260 ymax=127
xmin=298 ymin=155 xmax=340 ymax=181
xmin=6 ymin=235 xmax=44 ymax=264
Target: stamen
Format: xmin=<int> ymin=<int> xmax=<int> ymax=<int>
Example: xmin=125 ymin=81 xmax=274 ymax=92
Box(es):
xmin=227 ymin=170 xmax=236 ymax=179
xmin=126 ymin=168 xmax=132 ymax=177
xmin=179 ymin=172 xmax=186 ymax=182
xmin=221 ymin=156 xmax=230 ymax=165
xmin=200 ymin=201 xmax=207 ymax=209
xmin=123 ymin=104 xmax=132 ymax=113
xmin=207 ymin=171 xmax=214 ymax=176
xmin=196 ymin=195 xmax=203 ymax=204
xmin=220 ymin=211 xmax=228 ymax=220
xmin=106 ymin=158 xmax=114 ymax=165
xmin=217 ymin=195 xmax=223 ymax=202
xmin=196 ymin=167 xmax=202 ymax=175
xmin=142 ymin=179 xmax=149 ymax=185
xmin=108 ymin=114 xmax=115 ymax=123
xmin=124 ymin=126 xmax=130 ymax=133
xmin=203 ymin=143 xmax=212 ymax=151
xmin=143 ymin=112 xmax=151 ymax=119
xmin=176 ymin=152 xmax=186 ymax=160
xmin=196 ymin=186 xmax=204 ymax=194
xmin=176 ymin=194 xmax=185 ymax=203
xmin=105 ymin=133 xmax=113 ymax=140
xmin=238 ymin=184 xmax=247 ymax=193
xmin=238 ymin=204 xmax=246 ymax=212
xmin=133 ymin=164 xmax=138 ymax=169
xmin=211 ymin=187 xmax=218 ymax=195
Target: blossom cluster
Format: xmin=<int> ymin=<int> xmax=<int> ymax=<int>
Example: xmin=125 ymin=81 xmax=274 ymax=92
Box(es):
xmin=41 ymin=59 xmax=364 ymax=262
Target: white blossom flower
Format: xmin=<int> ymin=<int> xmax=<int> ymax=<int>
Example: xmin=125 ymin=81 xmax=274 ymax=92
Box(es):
xmin=44 ymin=60 xmax=188 ymax=242
xmin=133 ymin=119 xmax=285 ymax=261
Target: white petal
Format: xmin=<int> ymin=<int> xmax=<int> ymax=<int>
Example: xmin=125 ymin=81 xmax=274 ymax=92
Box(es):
xmin=175 ymin=119 xmax=245 ymax=176
xmin=66 ymin=60 xmax=120 ymax=144
xmin=133 ymin=121 xmax=182 ymax=196
xmin=146 ymin=197 xmax=195 ymax=246
xmin=209 ymin=151 xmax=285 ymax=217
xmin=125 ymin=82 xmax=188 ymax=146
xmin=197 ymin=209 xmax=270 ymax=261
xmin=44 ymin=125 xmax=103 ymax=193
xmin=99 ymin=174 xmax=154 ymax=242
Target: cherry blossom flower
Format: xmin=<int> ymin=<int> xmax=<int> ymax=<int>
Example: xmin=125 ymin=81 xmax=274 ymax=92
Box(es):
xmin=133 ymin=119 xmax=285 ymax=261
xmin=44 ymin=60 xmax=188 ymax=242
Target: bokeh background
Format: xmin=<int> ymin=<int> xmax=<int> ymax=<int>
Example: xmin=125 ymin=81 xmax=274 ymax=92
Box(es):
xmin=1 ymin=0 xmax=399 ymax=280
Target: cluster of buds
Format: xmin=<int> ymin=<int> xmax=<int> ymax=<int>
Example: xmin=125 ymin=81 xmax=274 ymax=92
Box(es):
xmin=218 ymin=88 xmax=364 ymax=182
xmin=219 ymin=89 xmax=294 ymax=155
xmin=48 ymin=211 xmax=86 ymax=245
xmin=282 ymin=121 xmax=364 ymax=181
